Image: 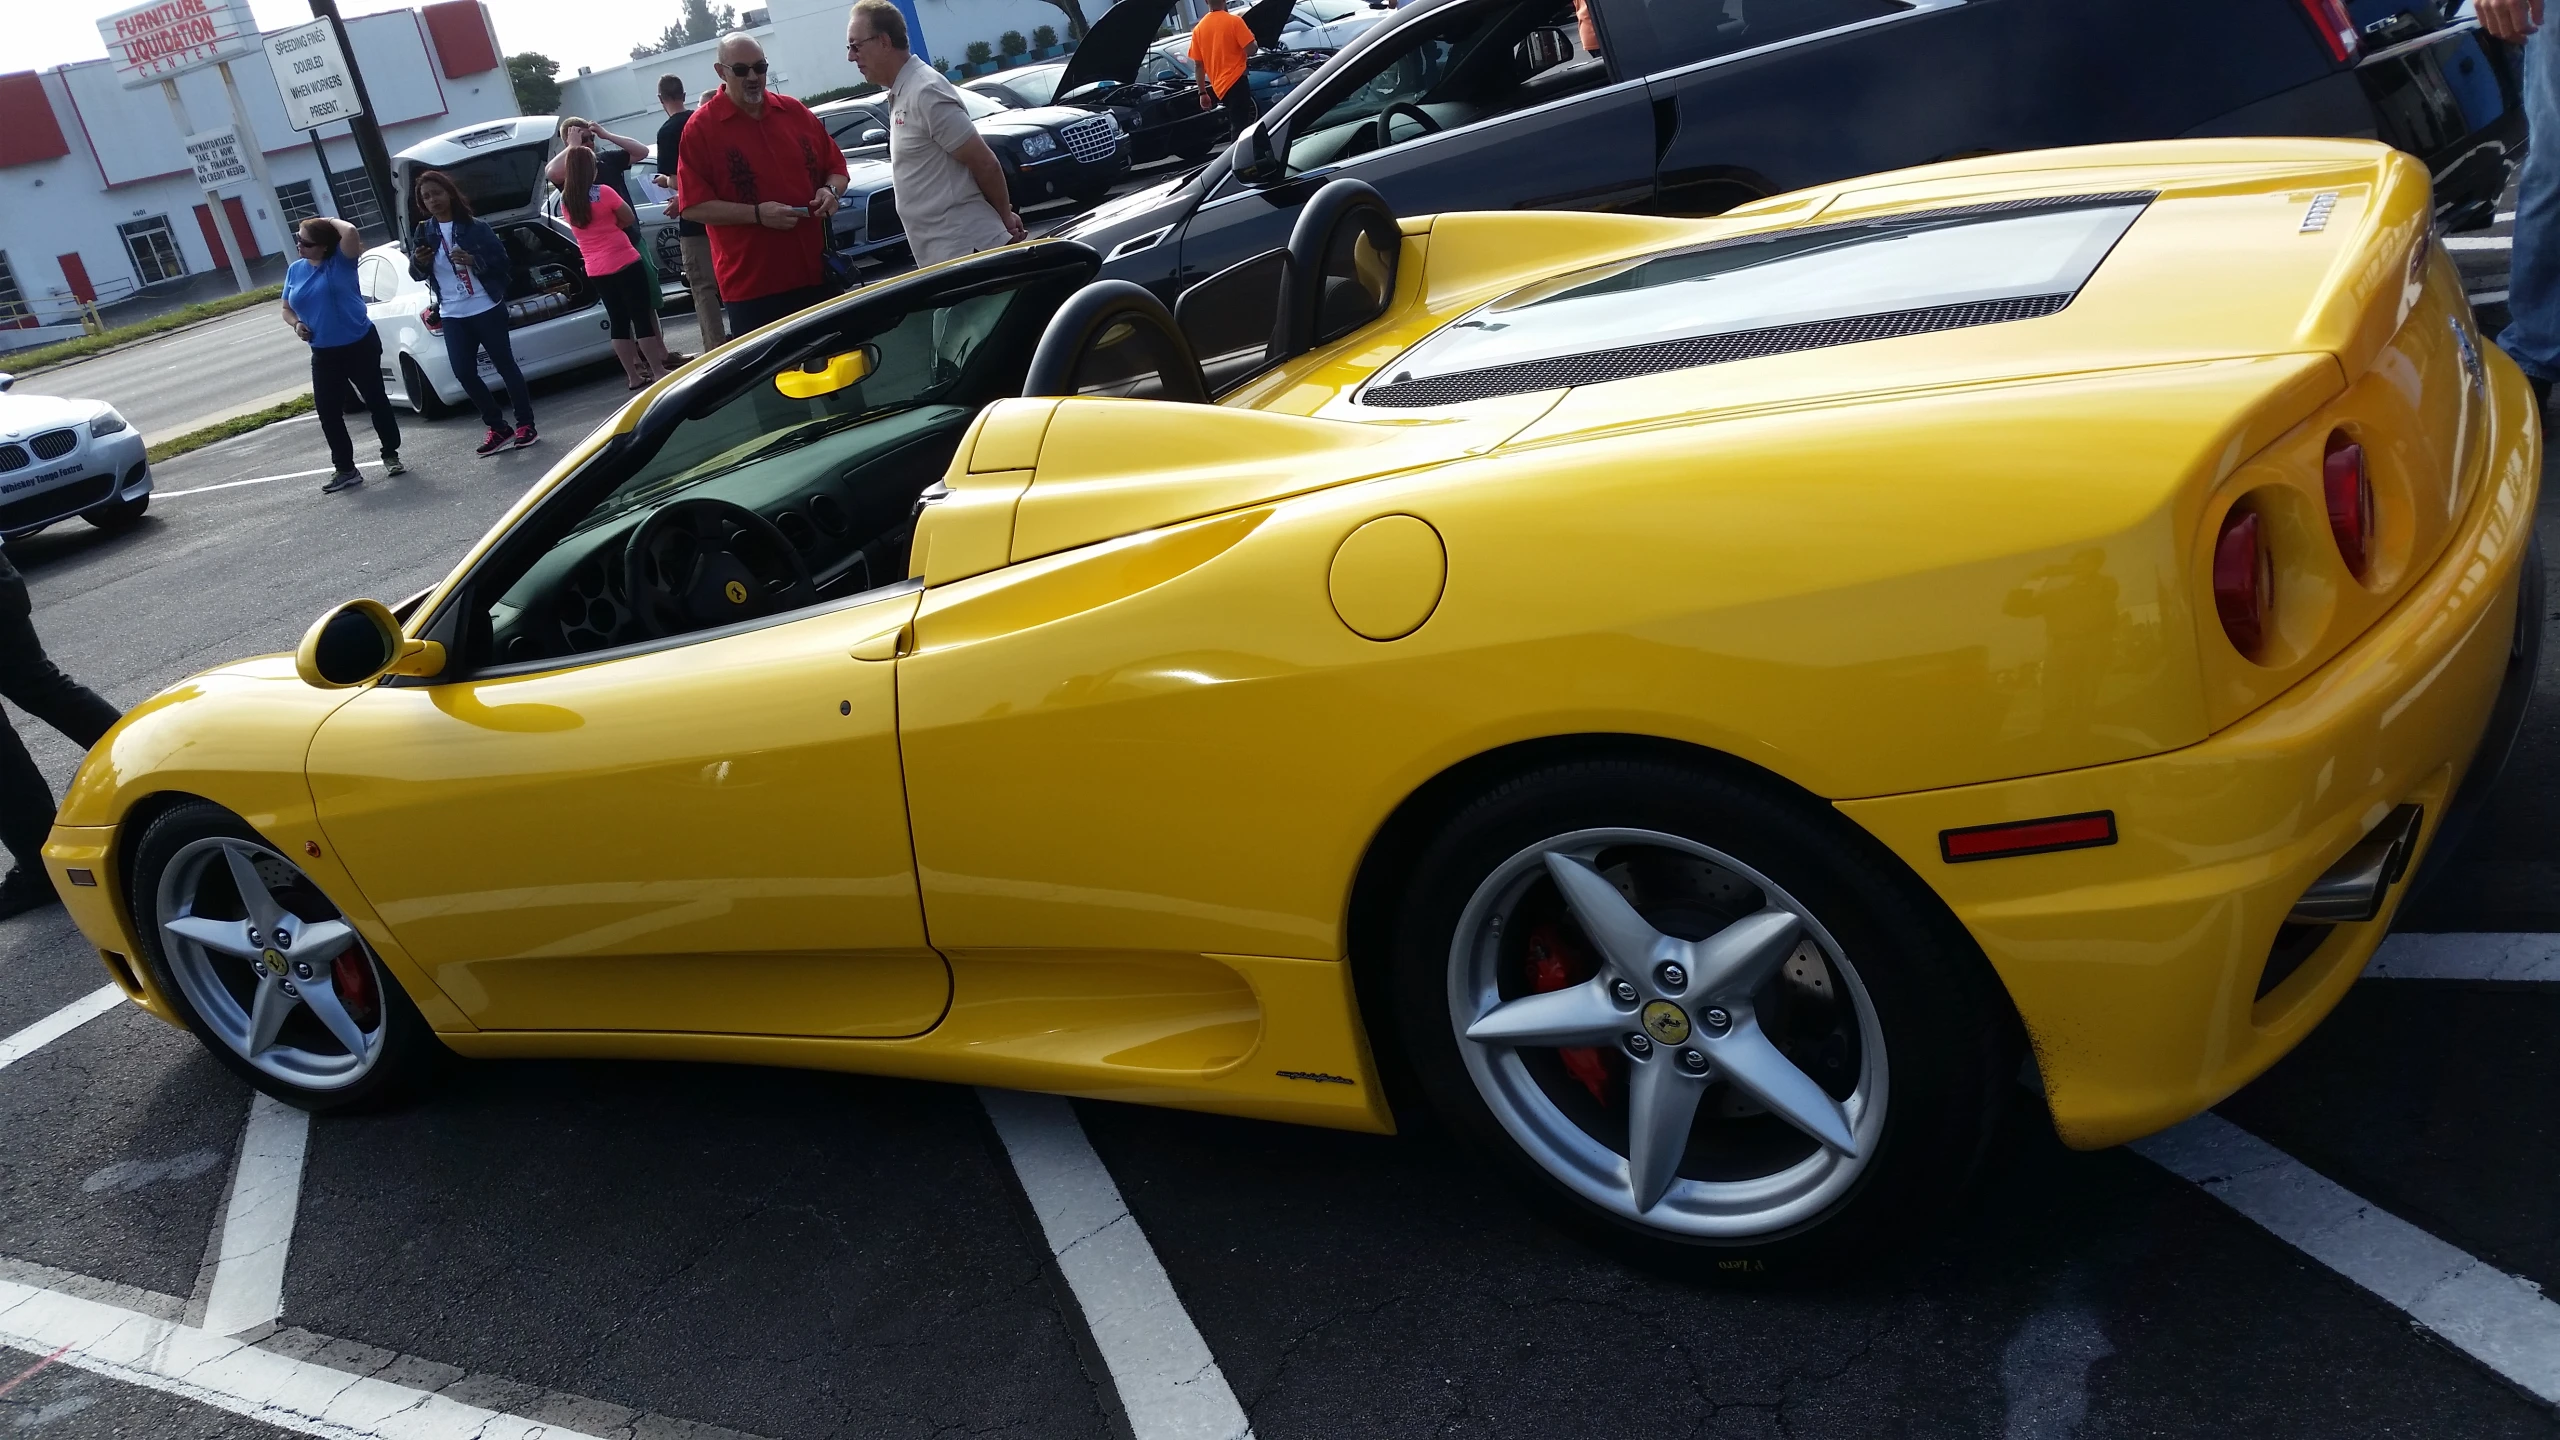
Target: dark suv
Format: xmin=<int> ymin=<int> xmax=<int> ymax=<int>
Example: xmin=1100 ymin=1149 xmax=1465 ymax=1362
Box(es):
xmin=1055 ymin=0 xmax=2521 ymax=300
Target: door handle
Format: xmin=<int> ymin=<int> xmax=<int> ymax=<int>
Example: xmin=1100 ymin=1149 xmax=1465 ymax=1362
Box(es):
xmin=850 ymin=622 xmax=913 ymax=662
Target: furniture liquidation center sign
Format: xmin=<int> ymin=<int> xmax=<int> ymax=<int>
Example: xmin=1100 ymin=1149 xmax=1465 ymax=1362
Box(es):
xmin=263 ymin=19 xmax=364 ymax=131
xmin=99 ymin=0 xmax=257 ymax=88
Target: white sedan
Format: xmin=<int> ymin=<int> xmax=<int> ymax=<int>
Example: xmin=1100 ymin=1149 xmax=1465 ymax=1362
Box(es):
xmin=0 ymin=375 xmax=150 ymax=536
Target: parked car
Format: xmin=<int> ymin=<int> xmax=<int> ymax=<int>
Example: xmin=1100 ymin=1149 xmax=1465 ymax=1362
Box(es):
xmin=972 ymin=0 xmax=1327 ymax=165
xmin=817 ymin=83 xmax=1131 ymax=208
xmin=1054 ymin=0 xmax=2527 ymax=302
xmin=373 ymin=119 xmax=621 ymax=418
xmin=0 ymin=374 xmax=149 ymax=535
xmin=541 ymin=152 xmax=688 ymax=303
xmin=45 ymin=141 xmax=2539 ymax=1272
xmin=1250 ymin=0 xmax=1396 ymax=49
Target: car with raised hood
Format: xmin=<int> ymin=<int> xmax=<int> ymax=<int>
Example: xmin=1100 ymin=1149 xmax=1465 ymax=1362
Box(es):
xmin=1054 ymin=0 xmax=2528 ymax=305
xmin=966 ymin=0 xmax=1328 ymax=165
xmin=0 ymin=375 xmax=150 ymax=536
xmin=41 ymin=139 xmax=2539 ymax=1271
xmin=817 ymin=84 xmax=1130 ymax=210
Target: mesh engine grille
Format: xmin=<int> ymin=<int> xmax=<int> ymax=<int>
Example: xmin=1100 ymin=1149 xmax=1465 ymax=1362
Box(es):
xmin=1360 ymin=294 xmax=2073 ymax=409
xmin=868 ymin=189 xmax=903 ymax=241
xmin=1060 ymin=115 xmax=1116 ymax=164
xmin=30 ymin=429 xmax=76 ymax=460
xmin=0 ymin=445 xmax=25 ymax=475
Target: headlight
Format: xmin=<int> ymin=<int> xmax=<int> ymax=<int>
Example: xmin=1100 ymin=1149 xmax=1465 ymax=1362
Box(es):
xmin=1021 ymin=131 xmax=1057 ymax=159
xmin=88 ymin=409 xmax=128 ymax=438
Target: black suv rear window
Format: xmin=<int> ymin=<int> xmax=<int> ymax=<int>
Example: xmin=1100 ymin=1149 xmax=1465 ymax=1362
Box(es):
xmin=1358 ymin=193 xmax=2151 ymax=409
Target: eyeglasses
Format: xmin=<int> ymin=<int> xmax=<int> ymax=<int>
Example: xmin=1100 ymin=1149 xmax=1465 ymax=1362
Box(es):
xmin=847 ymin=32 xmax=886 ymax=52
xmin=724 ymin=60 xmax=769 ymax=76
xmin=296 ymin=238 xmax=327 ymax=250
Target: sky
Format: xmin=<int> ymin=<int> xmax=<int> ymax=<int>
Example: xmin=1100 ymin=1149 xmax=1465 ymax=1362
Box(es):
xmin=16 ymin=0 xmax=708 ymax=82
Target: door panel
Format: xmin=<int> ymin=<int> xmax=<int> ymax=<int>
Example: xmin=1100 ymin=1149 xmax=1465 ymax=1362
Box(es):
xmin=308 ymin=587 xmax=942 ymax=1036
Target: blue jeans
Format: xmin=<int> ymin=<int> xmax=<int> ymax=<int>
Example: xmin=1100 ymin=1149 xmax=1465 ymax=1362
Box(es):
xmin=440 ymin=306 xmax=533 ymax=431
xmin=2500 ymin=22 xmax=2560 ymax=381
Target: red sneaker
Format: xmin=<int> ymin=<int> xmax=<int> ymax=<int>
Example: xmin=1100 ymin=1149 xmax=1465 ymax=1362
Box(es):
xmin=511 ymin=424 xmax=539 ymax=450
xmin=474 ymin=428 xmax=510 ymax=458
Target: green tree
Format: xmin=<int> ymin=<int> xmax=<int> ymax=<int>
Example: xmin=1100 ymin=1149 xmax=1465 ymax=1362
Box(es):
xmin=964 ymin=39 xmax=994 ymax=65
xmin=1032 ymin=24 xmax=1058 ymax=49
xmin=507 ymin=52 xmax=561 ymax=114
xmin=999 ymin=29 xmax=1027 ymax=56
xmin=632 ymin=0 xmax=740 ymax=58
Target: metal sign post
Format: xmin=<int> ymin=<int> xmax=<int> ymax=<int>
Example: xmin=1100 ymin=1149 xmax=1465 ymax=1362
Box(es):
xmin=158 ymin=77 xmax=252 ymax=291
xmin=306 ymin=1 xmax=398 ymax=237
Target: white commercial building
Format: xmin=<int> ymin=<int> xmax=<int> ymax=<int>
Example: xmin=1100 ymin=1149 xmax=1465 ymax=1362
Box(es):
xmin=0 ymin=1 xmax=518 ymax=348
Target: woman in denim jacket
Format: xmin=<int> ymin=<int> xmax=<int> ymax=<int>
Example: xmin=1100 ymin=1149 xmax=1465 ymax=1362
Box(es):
xmin=407 ymin=170 xmax=538 ymax=456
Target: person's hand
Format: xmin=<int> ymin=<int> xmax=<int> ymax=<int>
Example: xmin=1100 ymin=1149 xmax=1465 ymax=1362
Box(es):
xmin=999 ymin=207 xmax=1027 ymax=243
xmin=1198 ymin=85 xmax=1215 ymax=109
xmin=757 ymin=200 xmax=803 ymax=230
xmin=450 ymin=248 xmax=475 ymax=271
xmin=811 ymin=184 xmax=841 ymax=219
xmin=651 ymin=172 xmax=676 ymax=190
xmin=411 ymin=241 xmax=437 ymax=266
xmin=2480 ymin=0 xmax=2543 ymax=41
xmin=292 ymin=321 xmax=312 ymax=342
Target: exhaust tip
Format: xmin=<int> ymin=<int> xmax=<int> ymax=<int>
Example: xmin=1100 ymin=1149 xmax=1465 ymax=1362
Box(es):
xmin=2287 ymin=804 xmax=2425 ymax=925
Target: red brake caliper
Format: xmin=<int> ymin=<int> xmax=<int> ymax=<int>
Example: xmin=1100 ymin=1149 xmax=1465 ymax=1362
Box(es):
xmin=1524 ymin=922 xmax=1612 ymax=1104
xmin=331 ymin=950 xmax=380 ymax=1030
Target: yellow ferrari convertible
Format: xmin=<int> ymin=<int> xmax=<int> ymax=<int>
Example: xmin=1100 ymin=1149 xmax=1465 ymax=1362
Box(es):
xmin=45 ymin=137 xmax=2540 ymax=1270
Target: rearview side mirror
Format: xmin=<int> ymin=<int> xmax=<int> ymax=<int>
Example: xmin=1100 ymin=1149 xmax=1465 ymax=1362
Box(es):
xmin=1232 ymin=121 xmax=1285 ymax=186
xmin=296 ymin=599 xmax=445 ymax=689
xmin=858 ymin=127 xmax=887 ymax=146
xmin=1516 ymin=26 xmax=1573 ymax=75
xmin=0 ymin=373 xmax=14 ymax=393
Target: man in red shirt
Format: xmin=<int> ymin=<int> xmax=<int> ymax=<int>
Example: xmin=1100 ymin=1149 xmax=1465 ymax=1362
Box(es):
xmin=675 ymin=34 xmax=852 ymax=336
xmin=1188 ymin=0 xmax=1259 ymax=139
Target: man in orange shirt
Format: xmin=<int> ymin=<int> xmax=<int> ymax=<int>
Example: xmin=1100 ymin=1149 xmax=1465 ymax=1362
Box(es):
xmin=1188 ymin=0 xmax=1260 ymax=138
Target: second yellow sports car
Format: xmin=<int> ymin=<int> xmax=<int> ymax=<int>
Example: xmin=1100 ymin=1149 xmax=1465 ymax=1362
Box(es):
xmin=46 ymin=137 xmax=2539 ymax=1270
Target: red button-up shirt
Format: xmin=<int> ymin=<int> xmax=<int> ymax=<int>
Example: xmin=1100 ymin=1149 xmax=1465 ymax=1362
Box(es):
xmin=675 ymin=89 xmax=848 ymax=303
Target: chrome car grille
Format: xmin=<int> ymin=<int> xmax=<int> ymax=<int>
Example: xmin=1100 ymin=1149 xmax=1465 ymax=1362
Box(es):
xmin=1060 ymin=115 xmax=1116 ymax=164
xmin=30 ymin=430 xmax=76 ymax=461
xmin=0 ymin=445 xmax=24 ymax=475
xmin=867 ymin=189 xmax=902 ymax=241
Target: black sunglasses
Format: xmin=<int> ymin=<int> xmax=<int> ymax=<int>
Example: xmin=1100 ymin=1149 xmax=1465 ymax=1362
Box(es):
xmin=725 ymin=61 xmax=769 ymax=76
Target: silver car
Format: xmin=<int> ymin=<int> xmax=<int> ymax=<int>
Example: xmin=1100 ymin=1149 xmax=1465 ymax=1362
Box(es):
xmin=0 ymin=375 xmax=150 ymax=537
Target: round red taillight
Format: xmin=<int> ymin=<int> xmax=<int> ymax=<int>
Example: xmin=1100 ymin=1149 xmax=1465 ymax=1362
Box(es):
xmin=2214 ymin=508 xmax=2272 ymax=655
xmin=2323 ymin=433 xmax=2374 ymax=579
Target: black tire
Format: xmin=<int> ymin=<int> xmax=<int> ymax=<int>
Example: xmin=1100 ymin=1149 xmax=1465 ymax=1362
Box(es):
xmin=1387 ymin=756 xmax=2015 ymax=1277
xmin=400 ymin=355 xmax=456 ymax=420
xmin=128 ymin=800 xmax=442 ymax=1113
xmin=81 ymin=495 xmax=148 ymax=532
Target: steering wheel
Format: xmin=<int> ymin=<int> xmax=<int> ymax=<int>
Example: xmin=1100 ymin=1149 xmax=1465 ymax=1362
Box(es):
xmin=623 ymin=498 xmax=815 ymax=639
xmin=1380 ymin=101 xmax=1442 ymax=141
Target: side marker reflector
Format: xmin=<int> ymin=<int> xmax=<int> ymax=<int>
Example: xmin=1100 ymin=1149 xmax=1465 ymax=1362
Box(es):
xmin=1940 ymin=811 xmax=2118 ymax=864
xmin=63 ymin=869 xmax=95 ymax=888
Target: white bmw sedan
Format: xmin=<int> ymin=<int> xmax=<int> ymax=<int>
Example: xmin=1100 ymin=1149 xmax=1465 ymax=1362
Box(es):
xmin=0 ymin=374 xmax=150 ymax=537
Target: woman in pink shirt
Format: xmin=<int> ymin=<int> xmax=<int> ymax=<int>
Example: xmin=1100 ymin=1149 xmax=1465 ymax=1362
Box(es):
xmin=563 ymin=147 xmax=677 ymax=388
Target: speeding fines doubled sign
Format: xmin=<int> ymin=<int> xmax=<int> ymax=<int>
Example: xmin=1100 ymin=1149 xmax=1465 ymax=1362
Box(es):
xmin=264 ymin=19 xmax=363 ymax=131
xmin=98 ymin=0 xmax=257 ymax=89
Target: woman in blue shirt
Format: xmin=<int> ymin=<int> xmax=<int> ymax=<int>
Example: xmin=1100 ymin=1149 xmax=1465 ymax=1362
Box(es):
xmin=281 ymin=216 xmax=401 ymax=494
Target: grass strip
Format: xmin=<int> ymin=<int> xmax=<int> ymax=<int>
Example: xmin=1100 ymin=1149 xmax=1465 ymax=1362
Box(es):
xmin=2 ymin=285 xmax=284 ymax=375
xmin=146 ymin=394 xmax=314 ymax=465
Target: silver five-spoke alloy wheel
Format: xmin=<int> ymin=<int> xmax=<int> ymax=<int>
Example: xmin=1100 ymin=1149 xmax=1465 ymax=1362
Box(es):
xmin=1449 ymin=828 xmax=1889 ymax=1238
xmin=155 ymin=837 xmax=387 ymax=1090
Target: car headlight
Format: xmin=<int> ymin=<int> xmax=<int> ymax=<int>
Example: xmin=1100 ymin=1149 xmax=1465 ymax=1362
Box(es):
xmin=1021 ymin=131 xmax=1057 ymax=159
xmin=88 ymin=409 xmax=128 ymax=438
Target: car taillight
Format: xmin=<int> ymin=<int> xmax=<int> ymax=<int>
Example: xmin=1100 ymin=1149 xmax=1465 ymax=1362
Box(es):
xmin=422 ymin=304 xmax=441 ymax=333
xmin=2296 ymin=0 xmax=2360 ymax=62
xmin=2214 ymin=509 xmax=2273 ymax=656
xmin=2323 ymin=433 xmax=2374 ymax=579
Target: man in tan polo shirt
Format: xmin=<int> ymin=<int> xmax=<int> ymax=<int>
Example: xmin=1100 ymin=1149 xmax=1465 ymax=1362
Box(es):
xmin=846 ymin=0 xmax=1025 ymax=268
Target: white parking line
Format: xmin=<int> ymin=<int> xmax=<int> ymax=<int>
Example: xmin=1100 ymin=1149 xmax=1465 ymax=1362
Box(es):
xmin=157 ymin=461 xmax=378 ymax=499
xmin=2135 ymin=1114 xmax=2560 ymax=1404
xmin=200 ymin=1094 xmax=311 ymax=1337
xmin=0 ymin=1280 xmax=611 ymax=1439
xmin=2445 ymin=235 xmax=2513 ymax=251
xmin=2470 ymin=290 xmax=2511 ymax=306
xmin=2365 ymin=931 xmax=2560 ymax=982
xmin=0 ymin=987 xmax=124 ymax=1074
xmin=978 ymin=1089 xmax=1255 ymax=1440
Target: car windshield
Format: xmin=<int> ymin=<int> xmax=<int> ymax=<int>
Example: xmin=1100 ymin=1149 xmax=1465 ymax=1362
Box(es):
xmin=1363 ymin=196 xmax=2150 ymax=405
xmin=1003 ymin=67 xmax=1063 ymax=104
xmin=957 ymin=85 xmax=1008 ymax=119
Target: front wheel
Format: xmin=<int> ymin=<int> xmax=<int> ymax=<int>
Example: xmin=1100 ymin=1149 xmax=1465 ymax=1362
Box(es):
xmin=1389 ymin=758 xmax=2013 ymax=1275
xmin=129 ymin=801 xmax=441 ymax=1112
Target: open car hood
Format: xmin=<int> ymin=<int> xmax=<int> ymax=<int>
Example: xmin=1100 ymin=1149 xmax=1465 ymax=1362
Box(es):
xmin=1243 ymin=0 xmax=1294 ymax=49
xmin=392 ymin=118 xmax=560 ymax=232
xmin=1054 ymin=0 xmax=1181 ymax=98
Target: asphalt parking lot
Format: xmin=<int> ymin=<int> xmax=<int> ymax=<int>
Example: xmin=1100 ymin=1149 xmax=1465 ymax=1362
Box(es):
xmin=0 ymin=212 xmax=2558 ymax=1440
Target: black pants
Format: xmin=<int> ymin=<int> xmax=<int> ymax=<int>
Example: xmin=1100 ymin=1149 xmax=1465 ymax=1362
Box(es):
xmin=725 ymin=284 xmax=837 ymax=339
xmin=311 ymin=330 xmax=401 ymax=473
xmin=0 ymin=572 xmax=119 ymax=869
xmin=595 ymin=261 xmax=659 ymax=341
xmin=439 ymin=306 xmax=533 ymax=431
xmin=1217 ymin=80 xmax=1259 ymax=138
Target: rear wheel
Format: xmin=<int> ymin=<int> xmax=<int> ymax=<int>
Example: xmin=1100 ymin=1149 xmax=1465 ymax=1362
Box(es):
xmin=1390 ymin=758 xmax=2013 ymax=1274
xmin=129 ymin=801 xmax=440 ymax=1112
xmin=400 ymin=355 xmax=456 ymax=420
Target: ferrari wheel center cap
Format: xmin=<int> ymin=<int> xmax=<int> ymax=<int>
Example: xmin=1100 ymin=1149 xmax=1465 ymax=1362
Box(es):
xmin=1640 ymin=999 xmax=1691 ymax=1047
xmin=260 ymin=949 xmax=288 ymax=976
